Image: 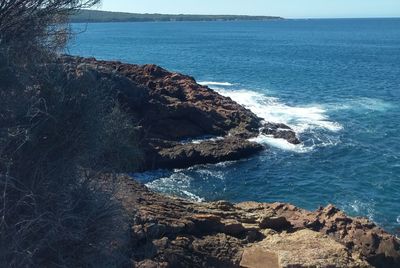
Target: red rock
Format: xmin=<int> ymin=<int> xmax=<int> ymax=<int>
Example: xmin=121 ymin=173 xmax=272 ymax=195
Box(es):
xmin=59 ymin=56 xmax=300 ymax=170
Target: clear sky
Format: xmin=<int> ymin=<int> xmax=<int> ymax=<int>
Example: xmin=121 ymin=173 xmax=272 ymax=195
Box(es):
xmin=95 ymin=0 xmax=400 ymax=19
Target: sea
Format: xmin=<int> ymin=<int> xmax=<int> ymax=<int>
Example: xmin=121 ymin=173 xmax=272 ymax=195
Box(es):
xmin=69 ymin=19 xmax=400 ymax=234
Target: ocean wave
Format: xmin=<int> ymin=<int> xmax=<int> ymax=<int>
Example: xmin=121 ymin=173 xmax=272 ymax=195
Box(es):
xmin=133 ymin=163 xmax=231 ymax=202
xmin=181 ymin=190 xmax=205 ymax=202
xmin=249 ymin=135 xmax=313 ymax=153
xmin=144 ymin=173 xmax=205 ymax=202
xmin=215 ymin=88 xmax=342 ymax=134
xmin=198 ymin=81 xmax=234 ymax=87
xmin=198 ymin=81 xmax=343 ymax=152
xmin=397 ymin=215 xmax=400 ymax=224
xmin=343 ymin=199 xmax=376 ymax=223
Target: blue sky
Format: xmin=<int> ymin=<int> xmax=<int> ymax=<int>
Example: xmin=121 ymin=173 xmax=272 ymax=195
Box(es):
xmin=96 ymin=0 xmax=400 ymax=18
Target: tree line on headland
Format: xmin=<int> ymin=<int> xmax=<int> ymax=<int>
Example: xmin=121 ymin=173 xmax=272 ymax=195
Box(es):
xmin=71 ymin=9 xmax=283 ymax=23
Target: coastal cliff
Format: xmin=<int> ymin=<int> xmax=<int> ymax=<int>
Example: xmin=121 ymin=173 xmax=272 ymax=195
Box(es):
xmin=61 ymin=56 xmax=399 ymax=267
xmin=60 ymin=56 xmax=299 ymax=170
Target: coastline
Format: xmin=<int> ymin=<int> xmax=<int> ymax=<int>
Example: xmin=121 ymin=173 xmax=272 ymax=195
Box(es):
xmin=70 ymin=10 xmax=283 ymax=23
xmin=59 ymin=55 xmax=400 ymax=267
xmin=106 ymin=175 xmax=399 ymax=268
xmin=3 ymin=2 xmax=399 ymax=266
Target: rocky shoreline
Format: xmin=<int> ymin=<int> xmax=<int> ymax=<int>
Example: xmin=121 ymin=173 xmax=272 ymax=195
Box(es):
xmin=62 ymin=56 xmax=399 ymax=267
xmin=107 ymin=175 xmax=400 ymax=268
xmin=60 ymin=56 xmax=299 ymax=170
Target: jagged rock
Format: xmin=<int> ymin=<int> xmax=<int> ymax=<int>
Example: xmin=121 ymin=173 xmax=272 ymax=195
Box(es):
xmin=222 ymin=220 xmax=246 ymax=236
xmin=151 ymin=137 xmax=264 ymax=169
xmin=248 ymin=229 xmax=372 ymax=267
xmin=259 ymin=216 xmax=292 ymax=231
xmin=99 ymin=175 xmax=400 ymax=268
xmin=136 ymin=260 xmax=168 ymax=268
xmin=57 ymin=56 xmax=399 ymax=267
xmin=261 ymin=122 xmax=300 ymax=144
xmin=59 ymin=56 xmax=300 ymax=170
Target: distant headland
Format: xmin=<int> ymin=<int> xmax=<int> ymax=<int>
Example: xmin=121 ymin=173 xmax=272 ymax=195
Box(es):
xmin=70 ymin=9 xmax=283 ymax=23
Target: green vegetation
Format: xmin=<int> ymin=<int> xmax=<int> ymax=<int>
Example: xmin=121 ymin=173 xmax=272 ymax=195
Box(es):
xmin=71 ymin=9 xmax=283 ymax=23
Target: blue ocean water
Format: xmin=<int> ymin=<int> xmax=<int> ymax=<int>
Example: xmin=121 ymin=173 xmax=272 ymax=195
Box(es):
xmin=69 ymin=19 xmax=400 ymax=234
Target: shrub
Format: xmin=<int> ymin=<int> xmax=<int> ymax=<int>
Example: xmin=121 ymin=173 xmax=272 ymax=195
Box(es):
xmin=0 ymin=0 xmax=99 ymax=62
xmin=0 ymin=54 xmax=140 ymax=267
xmin=0 ymin=1 xmax=140 ymax=267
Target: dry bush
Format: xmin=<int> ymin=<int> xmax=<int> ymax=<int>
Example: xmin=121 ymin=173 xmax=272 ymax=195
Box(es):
xmin=0 ymin=1 xmax=141 ymax=267
xmin=0 ymin=56 xmax=139 ymax=267
xmin=0 ymin=0 xmax=99 ymax=62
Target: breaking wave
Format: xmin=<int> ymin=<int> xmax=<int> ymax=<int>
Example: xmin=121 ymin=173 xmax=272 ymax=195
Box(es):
xmin=198 ymin=81 xmax=234 ymax=87
xmin=209 ymin=85 xmax=342 ymax=152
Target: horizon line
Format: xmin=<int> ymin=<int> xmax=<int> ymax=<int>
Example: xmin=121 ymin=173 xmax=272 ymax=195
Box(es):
xmin=87 ymin=9 xmax=400 ymax=20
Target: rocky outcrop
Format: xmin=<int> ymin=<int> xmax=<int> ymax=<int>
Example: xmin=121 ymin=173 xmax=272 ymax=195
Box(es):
xmin=147 ymin=137 xmax=264 ymax=169
xmin=58 ymin=56 xmax=400 ymax=267
xmin=59 ymin=56 xmax=299 ymax=170
xmin=105 ymin=175 xmax=400 ymax=268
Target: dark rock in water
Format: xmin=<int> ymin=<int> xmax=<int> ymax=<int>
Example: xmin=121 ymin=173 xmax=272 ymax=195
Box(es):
xmin=261 ymin=122 xmax=301 ymax=145
xmin=58 ymin=55 xmax=400 ymax=267
xmin=145 ymin=137 xmax=264 ymax=170
xmin=59 ymin=56 xmax=300 ymax=170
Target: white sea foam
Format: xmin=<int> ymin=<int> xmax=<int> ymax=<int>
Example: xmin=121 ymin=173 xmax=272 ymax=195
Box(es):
xmin=145 ymin=173 xmax=205 ymax=202
xmin=181 ymin=136 xmax=224 ymax=144
xmin=397 ymin=215 xmax=400 ymax=224
xmin=198 ymin=81 xmax=234 ymax=87
xmin=136 ymin=82 xmax=344 ymax=197
xmin=215 ymin=88 xmax=342 ymax=134
xmin=327 ymin=97 xmax=394 ymax=112
xmin=347 ymin=199 xmax=376 ymax=223
xmin=250 ymin=135 xmax=313 ymax=153
xmin=208 ymin=86 xmax=342 ymax=151
xmin=181 ymin=190 xmax=205 ymax=202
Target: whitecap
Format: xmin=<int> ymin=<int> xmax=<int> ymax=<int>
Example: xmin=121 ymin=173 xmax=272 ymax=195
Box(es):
xmin=397 ymin=215 xmax=400 ymax=224
xmin=198 ymin=82 xmax=344 ymax=152
xmin=250 ymin=135 xmax=313 ymax=153
xmin=181 ymin=190 xmax=205 ymax=202
xmin=215 ymin=88 xmax=343 ymax=134
xmin=198 ymin=81 xmax=234 ymax=87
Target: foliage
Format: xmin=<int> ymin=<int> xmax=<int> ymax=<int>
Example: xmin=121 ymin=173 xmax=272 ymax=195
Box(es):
xmin=0 ymin=1 xmax=141 ymax=267
xmin=0 ymin=0 xmax=100 ymax=61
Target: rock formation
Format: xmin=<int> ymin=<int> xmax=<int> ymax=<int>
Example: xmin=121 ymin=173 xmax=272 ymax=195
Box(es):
xmin=59 ymin=56 xmax=400 ymax=267
xmin=59 ymin=56 xmax=299 ymax=170
xmin=104 ymin=175 xmax=400 ymax=268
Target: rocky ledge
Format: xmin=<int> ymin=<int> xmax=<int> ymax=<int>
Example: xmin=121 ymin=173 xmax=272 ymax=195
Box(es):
xmin=60 ymin=56 xmax=299 ymax=170
xmin=60 ymin=56 xmax=399 ymax=267
xmin=106 ymin=175 xmax=400 ymax=268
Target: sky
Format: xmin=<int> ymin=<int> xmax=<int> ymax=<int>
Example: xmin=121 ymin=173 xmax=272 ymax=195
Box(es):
xmin=95 ymin=0 xmax=400 ymax=19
